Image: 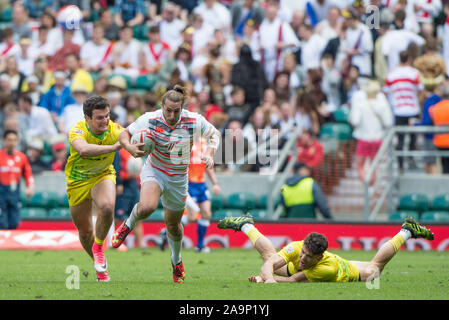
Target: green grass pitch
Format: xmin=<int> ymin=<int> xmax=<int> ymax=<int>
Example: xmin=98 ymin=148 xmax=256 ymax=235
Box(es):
xmin=1 ymin=248 xmax=448 ymax=300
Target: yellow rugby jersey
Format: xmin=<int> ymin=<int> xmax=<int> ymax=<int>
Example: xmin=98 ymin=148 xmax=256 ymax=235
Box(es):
xmin=65 ymin=120 xmax=123 ymax=181
xmin=278 ymin=241 xmax=359 ymax=282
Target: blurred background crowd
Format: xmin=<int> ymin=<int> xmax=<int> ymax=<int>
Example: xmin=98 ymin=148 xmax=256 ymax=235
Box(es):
xmin=0 ymin=0 xmax=448 ymax=179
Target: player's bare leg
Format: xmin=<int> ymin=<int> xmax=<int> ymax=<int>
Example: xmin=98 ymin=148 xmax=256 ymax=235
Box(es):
xmin=70 ymin=199 xmax=94 ymax=258
xmin=91 ymin=179 xmax=116 ymax=241
xmin=90 ymin=178 xmax=116 ymax=282
xmin=112 ymin=181 xmax=162 ymax=248
xmin=164 ymin=207 xmax=186 ymax=283
xmin=352 ymin=217 xmax=434 ymax=281
xmin=218 ymin=214 xmax=289 ymax=276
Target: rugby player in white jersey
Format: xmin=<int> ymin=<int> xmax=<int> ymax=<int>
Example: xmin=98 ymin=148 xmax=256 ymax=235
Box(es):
xmin=112 ymin=85 xmax=220 ymax=283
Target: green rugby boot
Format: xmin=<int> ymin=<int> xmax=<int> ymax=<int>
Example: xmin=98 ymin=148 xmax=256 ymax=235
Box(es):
xmin=401 ymin=216 xmax=435 ymax=240
xmin=217 ymin=213 xmax=254 ymax=231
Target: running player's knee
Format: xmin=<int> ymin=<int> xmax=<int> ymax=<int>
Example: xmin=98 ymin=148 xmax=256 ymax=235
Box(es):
xmin=166 ymin=223 xmax=183 ymax=240
xmin=138 ymin=203 xmax=157 ymax=218
xmin=78 ymin=229 xmax=94 ymax=241
xmin=97 ymin=202 xmax=114 ymax=216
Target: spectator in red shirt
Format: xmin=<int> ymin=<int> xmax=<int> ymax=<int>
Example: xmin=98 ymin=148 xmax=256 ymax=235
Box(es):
xmin=51 ymin=141 xmax=68 ymax=172
xmin=0 ymin=130 xmax=34 ymax=229
xmin=296 ymin=129 xmax=324 ymax=172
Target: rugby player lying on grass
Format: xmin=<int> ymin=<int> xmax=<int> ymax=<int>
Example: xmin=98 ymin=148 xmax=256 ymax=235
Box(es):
xmin=218 ymin=214 xmax=434 ymax=283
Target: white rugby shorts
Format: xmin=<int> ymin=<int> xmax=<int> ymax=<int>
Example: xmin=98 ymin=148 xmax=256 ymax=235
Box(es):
xmin=140 ymin=163 xmax=188 ymax=212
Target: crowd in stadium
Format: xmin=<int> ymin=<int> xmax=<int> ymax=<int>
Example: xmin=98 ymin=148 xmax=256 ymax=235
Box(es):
xmin=0 ymin=0 xmax=449 ymax=178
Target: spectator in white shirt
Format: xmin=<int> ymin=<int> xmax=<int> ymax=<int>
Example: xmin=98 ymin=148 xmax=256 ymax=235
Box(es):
xmin=0 ymin=28 xmax=21 ymax=70
xmin=112 ymin=25 xmax=142 ymax=79
xmin=381 ymin=9 xmax=424 ymax=72
xmin=349 ymin=79 xmax=393 ymax=185
xmin=140 ymin=25 xmax=171 ymax=75
xmin=18 ymin=93 xmax=57 ymax=142
xmin=259 ymin=3 xmax=300 ymax=82
xmin=58 ymin=83 xmax=87 ymax=135
xmin=17 ymin=37 xmax=34 ymax=77
xmin=342 ymin=8 xmax=373 ymax=77
xmin=315 ymin=6 xmax=341 ymax=41
xmin=384 ymin=50 xmax=422 ymax=170
xmin=159 ymin=2 xmax=186 ymax=51
xmin=80 ymin=23 xmax=114 ymax=73
xmin=298 ymin=23 xmax=327 ymax=71
xmin=193 ymin=0 xmax=232 ymax=34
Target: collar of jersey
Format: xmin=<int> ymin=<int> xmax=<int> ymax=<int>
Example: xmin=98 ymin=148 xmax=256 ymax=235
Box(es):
xmin=85 ymin=120 xmax=109 ymax=140
xmin=161 ymin=113 xmax=181 ymax=130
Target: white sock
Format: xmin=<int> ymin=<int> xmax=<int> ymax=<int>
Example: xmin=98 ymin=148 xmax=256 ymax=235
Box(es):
xmin=241 ymin=223 xmax=255 ymax=236
xmin=181 ymin=215 xmax=189 ymax=226
xmin=125 ymin=203 xmax=139 ymax=229
xmin=399 ymin=229 xmax=412 ymax=241
xmin=167 ymin=228 xmax=183 ymax=265
xmin=197 ymin=219 xmax=210 ymax=227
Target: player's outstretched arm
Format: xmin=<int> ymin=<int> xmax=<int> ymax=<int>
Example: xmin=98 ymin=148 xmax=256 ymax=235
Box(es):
xmin=72 ymin=138 xmax=121 ymax=158
xmin=274 ymin=272 xmax=309 ymax=283
xmin=259 ymin=254 xmax=286 ymax=283
xmin=118 ymin=128 xmax=147 ymax=158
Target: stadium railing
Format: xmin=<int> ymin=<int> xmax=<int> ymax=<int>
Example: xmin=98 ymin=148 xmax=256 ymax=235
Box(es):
xmin=364 ymin=126 xmax=449 ymax=221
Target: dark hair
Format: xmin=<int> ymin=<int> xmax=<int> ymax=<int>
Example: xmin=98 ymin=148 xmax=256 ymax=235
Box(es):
xmin=399 ymin=50 xmax=409 ymax=64
xmin=3 ymin=129 xmax=18 ymax=138
xmin=83 ymin=96 xmax=110 ymax=118
xmin=148 ymin=25 xmax=160 ymax=34
xmin=1 ymin=28 xmax=14 ymax=39
xmin=18 ymin=93 xmax=33 ymax=105
xmin=304 ymin=232 xmax=328 ymax=255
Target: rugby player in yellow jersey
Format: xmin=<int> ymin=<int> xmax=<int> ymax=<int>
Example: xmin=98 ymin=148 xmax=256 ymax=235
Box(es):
xmin=65 ymin=96 xmax=123 ymax=282
xmin=218 ymin=214 xmax=434 ymax=283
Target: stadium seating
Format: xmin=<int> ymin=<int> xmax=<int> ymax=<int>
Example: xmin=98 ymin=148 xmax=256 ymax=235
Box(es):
xmin=332 ymin=108 xmax=350 ymax=123
xmin=320 ymin=123 xmax=353 ymax=142
xmin=397 ymin=194 xmax=429 ymax=213
xmin=145 ymin=209 xmax=164 ymax=221
xmin=21 ymin=207 xmax=48 ymax=218
xmin=249 ymin=209 xmax=267 ymax=219
xmin=212 ymin=209 xmax=243 ymax=219
xmin=431 ymin=194 xmax=449 ymax=212
xmin=48 ymin=208 xmax=71 ymax=219
xmin=226 ymin=192 xmax=257 ymax=210
xmin=0 ymin=7 xmax=12 ymax=22
xmin=420 ymin=211 xmax=449 ymax=222
xmin=211 ymin=194 xmax=225 ymax=210
xmin=388 ymin=211 xmax=420 ymax=221
xmin=59 ymin=194 xmax=69 ymax=208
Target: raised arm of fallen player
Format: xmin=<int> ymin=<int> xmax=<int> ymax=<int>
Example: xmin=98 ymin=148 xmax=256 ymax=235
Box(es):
xmin=118 ymin=128 xmax=147 ymax=158
xmin=72 ymin=138 xmax=121 ymax=157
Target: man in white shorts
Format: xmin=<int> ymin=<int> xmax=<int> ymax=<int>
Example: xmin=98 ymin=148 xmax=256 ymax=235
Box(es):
xmin=112 ymin=85 xmax=220 ymax=283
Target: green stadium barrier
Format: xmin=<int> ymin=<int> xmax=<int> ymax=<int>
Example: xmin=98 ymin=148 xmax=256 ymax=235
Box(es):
xmin=211 ymin=194 xmax=225 ymax=210
xmin=226 ymin=192 xmax=257 ymax=210
xmin=21 ymin=207 xmax=48 ymax=218
xmin=388 ymin=211 xmax=420 ymax=221
xmin=398 ymin=194 xmax=429 ymax=213
xmin=48 ymin=208 xmax=72 ymax=219
xmin=420 ymin=211 xmax=449 ymax=222
xmin=431 ymin=194 xmax=449 ymax=212
xmin=320 ymin=123 xmax=353 ymax=141
xmin=213 ymin=209 xmax=243 ymax=219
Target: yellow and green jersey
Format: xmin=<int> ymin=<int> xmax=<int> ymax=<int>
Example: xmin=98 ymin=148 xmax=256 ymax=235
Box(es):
xmin=278 ymin=241 xmax=359 ymax=282
xmin=65 ymin=120 xmax=123 ymax=182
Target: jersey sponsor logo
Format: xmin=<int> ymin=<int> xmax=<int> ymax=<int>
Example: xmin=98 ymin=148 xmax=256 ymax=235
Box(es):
xmin=285 ymin=245 xmax=294 ymax=254
xmin=74 ymin=129 xmax=84 ymax=135
xmin=156 ymin=126 xmax=165 ymax=133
